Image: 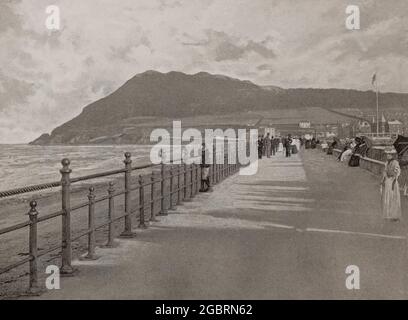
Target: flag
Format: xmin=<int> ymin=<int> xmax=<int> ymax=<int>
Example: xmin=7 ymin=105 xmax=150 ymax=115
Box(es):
xmin=371 ymin=73 xmax=377 ymax=86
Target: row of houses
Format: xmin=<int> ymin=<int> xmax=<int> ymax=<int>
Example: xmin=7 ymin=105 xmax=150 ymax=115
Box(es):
xmin=303 ymin=113 xmax=405 ymax=139
xmin=257 ymin=113 xmax=405 ymax=140
xmin=355 ymin=114 xmax=403 ymax=135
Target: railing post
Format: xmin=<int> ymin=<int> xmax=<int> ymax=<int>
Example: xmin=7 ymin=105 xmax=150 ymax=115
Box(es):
xmin=218 ymin=149 xmax=220 ymax=182
xmin=218 ymin=152 xmax=221 ymax=182
xmin=222 ymin=153 xmax=224 ymax=179
xmin=215 ymin=152 xmax=218 ymax=183
xmin=28 ymin=200 xmax=41 ymax=294
xmin=225 ymin=150 xmax=228 ymax=178
xmin=120 ymin=152 xmax=136 ymax=238
xmin=60 ymin=158 xmax=76 ymax=276
xmin=219 ymin=151 xmax=222 ymax=183
xmin=169 ymin=165 xmax=174 ymax=210
xmin=225 ymin=155 xmax=227 ymax=177
xmin=183 ymin=163 xmax=187 ymax=199
xmin=227 ymin=151 xmax=230 ymax=177
xmin=138 ymin=175 xmax=147 ymax=228
xmin=177 ymin=164 xmax=182 ymax=204
xmin=220 ymin=154 xmax=223 ymax=180
xmin=195 ymin=164 xmax=199 ymax=195
xmin=215 ymin=153 xmax=217 ymax=182
xmin=150 ymin=173 xmax=158 ymax=222
xmin=104 ymin=182 xmax=116 ymax=247
xmin=237 ymin=142 xmax=240 ymax=172
xmin=190 ymin=164 xmax=194 ymax=198
xmin=159 ymin=162 xmax=168 ymax=215
xmin=196 ymin=166 xmax=202 ymax=193
xmin=234 ymin=145 xmax=237 ymax=173
xmin=213 ymin=145 xmax=216 ymax=185
xmin=183 ymin=163 xmax=192 ymax=202
xmin=84 ymin=186 xmax=98 ymax=260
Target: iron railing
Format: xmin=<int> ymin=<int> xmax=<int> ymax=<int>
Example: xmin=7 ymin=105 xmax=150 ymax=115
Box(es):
xmin=0 ymin=143 xmax=242 ymax=295
xmin=321 ymin=146 xmax=388 ymax=177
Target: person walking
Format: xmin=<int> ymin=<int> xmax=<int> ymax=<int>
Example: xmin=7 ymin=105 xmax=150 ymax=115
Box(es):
xmin=277 ymin=137 xmax=284 ymax=154
xmin=311 ymin=137 xmax=317 ymax=149
xmin=265 ymin=133 xmax=271 ymax=158
xmin=271 ymin=136 xmax=277 ymax=156
xmin=381 ymin=147 xmax=402 ymax=221
xmin=284 ymin=134 xmax=293 ymax=157
xmin=257 ymin=135 xmax=264 ymax=159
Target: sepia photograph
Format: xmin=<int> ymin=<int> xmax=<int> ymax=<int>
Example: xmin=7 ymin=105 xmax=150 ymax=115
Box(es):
xmin=1 ymin=0 xmax=408 ymax=307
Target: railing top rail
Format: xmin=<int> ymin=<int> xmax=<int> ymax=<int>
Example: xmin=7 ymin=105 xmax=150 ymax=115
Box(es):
xmin=0 ymin=167 xmax=129 ymax=199
xmin=0 ymin=181 xmax=61 ymax=199
xmin=359 ymin=156 xmax=385 ymax=166
xmin=70 ymin=168 xmax=126 ymax=183
xmin=131 ymin=163 xmax=157 ymax=171
xmin=332 ymin=148 xmax=386 ymax=166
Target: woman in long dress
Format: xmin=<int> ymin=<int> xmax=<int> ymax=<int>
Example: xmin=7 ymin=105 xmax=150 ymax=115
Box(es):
xmin=340 ymin=148 xmax=353 ymax=163
xmin=381 ymin=150 xmax=402 ymax=221
xmin=277 ymin=138 xmax=284 ymax=154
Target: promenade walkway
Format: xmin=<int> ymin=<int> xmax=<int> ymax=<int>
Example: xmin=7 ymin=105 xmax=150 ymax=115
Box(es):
xmin=33 ymin=150 xmax=408 ymax=299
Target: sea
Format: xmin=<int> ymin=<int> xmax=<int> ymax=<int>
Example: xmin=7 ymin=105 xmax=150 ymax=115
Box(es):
xmin=0 ymin=144 xmax=153 ymax=191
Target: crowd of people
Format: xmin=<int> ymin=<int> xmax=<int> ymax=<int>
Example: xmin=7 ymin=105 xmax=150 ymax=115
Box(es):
xmin=327 ymin=136 xmax=370 ymax=166
xmin=257 ymin=132 xmax=405 ymax=223
xmin=257 ymin=133 xmax=314 ymax=159
xmin=204 ymin=132 xmax=405 ymax=222
xmin=321 ymin=135 xmax=403 ymax=222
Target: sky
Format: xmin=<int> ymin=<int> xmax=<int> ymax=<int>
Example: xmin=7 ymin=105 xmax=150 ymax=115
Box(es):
xmin=0 ymin=0 xmax=407 ymax=143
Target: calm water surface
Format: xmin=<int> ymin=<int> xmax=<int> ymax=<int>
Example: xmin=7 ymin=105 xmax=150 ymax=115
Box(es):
xmin=0 ymin=145 xmax=152 ymax=191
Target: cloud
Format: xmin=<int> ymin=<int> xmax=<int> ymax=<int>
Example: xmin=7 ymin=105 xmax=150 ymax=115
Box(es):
xmin=0 ymin=0 xmax=22 ymax=33
xmin=183 ymin=30 xmax=275 ymax=61
xmin=0 ymin=72 xmax=35 ymax=107
xmin=0 ymin=0 xmax=407 ymax=143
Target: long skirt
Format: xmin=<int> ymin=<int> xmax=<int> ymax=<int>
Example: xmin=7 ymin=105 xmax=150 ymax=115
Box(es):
xmin=348 ymin=154 xmax=359 ymax=167
xmin=278 ymin=143 xmax=283 ymax=153
xmin=202 ymin=167 xmax=210 ymax=180
xmin=327 ymin=146 xmax=333 ymax=155
xmin=266 ymin=144 xmax=271 ymax=157
xmin=381 ymin=177 xmax=402 ymax=220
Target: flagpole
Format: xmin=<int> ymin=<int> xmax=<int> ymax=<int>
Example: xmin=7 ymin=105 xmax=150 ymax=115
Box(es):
xmin=376 ymin=83 xmax=379 ymax=135
xmin=373 ymin=72 xmax=379 ymax=136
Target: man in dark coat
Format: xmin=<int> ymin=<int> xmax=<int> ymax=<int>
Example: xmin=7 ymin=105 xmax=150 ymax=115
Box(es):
xmin=311 ymin=137 xmax=317 ymax=149
xmin=264 ymin=133 xmax=272 ymax=158
xmin=271 ymin=136 xmax=278 ymax=155
xmin=284 ymin=134 xmax=293 ymax=157
xmin=258 ymin=135 xmax=264 ymax=159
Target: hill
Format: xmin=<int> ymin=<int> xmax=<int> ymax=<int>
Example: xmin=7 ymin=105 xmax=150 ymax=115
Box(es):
xmin=30 ymin=70 xmax=408 ymax=145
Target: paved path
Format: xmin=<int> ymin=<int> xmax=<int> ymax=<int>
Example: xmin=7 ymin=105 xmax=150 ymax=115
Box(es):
xmin=34 ymin=150 xmax=408 ymax=299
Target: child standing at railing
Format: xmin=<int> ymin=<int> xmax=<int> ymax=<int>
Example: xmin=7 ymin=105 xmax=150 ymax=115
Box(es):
xmin=200 ymin=143 xmax=211 ymax=192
